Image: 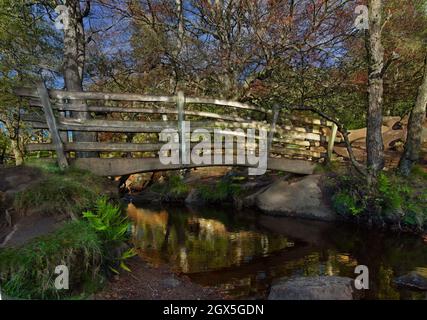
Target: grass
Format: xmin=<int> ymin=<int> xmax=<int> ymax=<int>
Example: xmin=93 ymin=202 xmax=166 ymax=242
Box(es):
xmin=0 ymin=221 xmax=103 ymax=299
xmin=14 ymin=161 xmax=106 ymax=218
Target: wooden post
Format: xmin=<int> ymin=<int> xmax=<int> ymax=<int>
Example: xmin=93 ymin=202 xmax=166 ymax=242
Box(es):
xmin=268 ymin=104 xmax=280 ymax=155
xmin=176 ymin=91 xmax=188 ymax=164
xmin=37 ymin=82 xmax=68 ymax=169
xmin=327 ymin=123 xmax=338 ymax=161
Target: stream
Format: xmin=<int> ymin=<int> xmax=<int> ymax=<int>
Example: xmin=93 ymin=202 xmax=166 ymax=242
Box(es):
xmin=127 ymin=203 xmax=427 ymax=299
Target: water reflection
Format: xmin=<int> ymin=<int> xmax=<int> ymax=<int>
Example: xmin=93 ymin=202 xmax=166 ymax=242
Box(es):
xmin=128 ymin=204 xmax=427 ymax=299
xmin=128 ymin=204 xmax=293 ymax=273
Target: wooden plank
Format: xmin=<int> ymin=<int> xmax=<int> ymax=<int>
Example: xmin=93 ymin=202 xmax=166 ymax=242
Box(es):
xmin=72 ymin=157 xmax=316 ymax=176
xmin=24 ymin=106 xmax=247 ymax=122
xmin=36 ymin=82 xmax=68 ymax=169
xmin=25 ymin=134 xmax=315 ymax=153
xmin=17 ymin=87 xmax=334 ymax=127
xmin=28 ymin=118 xmax=325 ymax=142
xmin=26 ymin=143 xmax=56 ymax=151
xmin=272 ymin=147 xmax=325 ymax=158
xmin=28 ymin=100 xmax=332 ymax=128
xmin=16 ymin=87 xmax=268 ymax=113
xmin=268 ymin=105 xmax=280 ymax=154
xmin=25 ymin=142 xmax=241 ymax=152
xmin=185 ymin=97 xmax=269 ymax=113
xmin=13 ymin=87 xmax=39 ymax=98
xmin=26 ymin=142 xmax=165 ymax=152
xmin=286 ymin=115 xmax=334 ymax=127
xmin=327 ymin=123 xmax=338 ymax=160
xmin=177 ymin=91 xmax=187 ymax=163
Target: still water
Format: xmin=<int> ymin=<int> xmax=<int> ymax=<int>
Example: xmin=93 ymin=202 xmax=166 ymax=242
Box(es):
xmin=128 ymin=203 xmax=427 ymax=299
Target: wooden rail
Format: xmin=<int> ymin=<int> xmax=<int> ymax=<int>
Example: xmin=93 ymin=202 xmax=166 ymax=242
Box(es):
xmin=14 ymin=83 xmax=338 ymax=176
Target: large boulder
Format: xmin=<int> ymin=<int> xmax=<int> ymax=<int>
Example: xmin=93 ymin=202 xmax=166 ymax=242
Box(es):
xmin=268 ymin=276 xmax=354 ymax=300
xmin=394 ymin=271 xmax=427 ymax=291
xmin=251 ymin=175 xmax=337 ymax=221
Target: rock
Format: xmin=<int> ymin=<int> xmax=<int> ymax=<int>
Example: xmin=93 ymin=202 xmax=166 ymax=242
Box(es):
xmin=185 ymin=189 xmax=205 ymax=205
xmin=394 ymin=271 xmax=427 ymax=291
xmin=253 ymin=175 xmax=337 ymax=221
xmin=243 ymin=184 xmax=272 ymax=208
xmin=131 ymin=191 xmax=163 ymax=205
xmin=161 ymin=277 xmax=181 ymax=288
xmin=383 ymin=116 xmax=402 ymax=128
xmin=268 ymin=276 xmax=354 ymax=300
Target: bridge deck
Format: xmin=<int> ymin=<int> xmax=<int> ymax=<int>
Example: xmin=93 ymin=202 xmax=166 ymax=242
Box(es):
xmin=72 ymin=157 xmax=316 ymax=176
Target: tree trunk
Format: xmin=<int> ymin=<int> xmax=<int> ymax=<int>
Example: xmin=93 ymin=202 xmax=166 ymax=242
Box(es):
xmin=399 ymin=52 xmax=427 ymax=175
xmin=10 ymin=139 xmax=24 ymax=166
xmin=366 ymin=0 xmax=385 ymax=184
xmin=63 ymin=0 xmax=96 ymax=158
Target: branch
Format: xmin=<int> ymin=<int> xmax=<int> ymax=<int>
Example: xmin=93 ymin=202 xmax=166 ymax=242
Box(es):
xmin=381 ymin=51 xmax=400 ymax=77
xmin=289 ymin=105 xmax=367 ymax=176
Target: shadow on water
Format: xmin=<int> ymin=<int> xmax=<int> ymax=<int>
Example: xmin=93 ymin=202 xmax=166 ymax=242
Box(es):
xmin=127 ymin=203 xmax=427 ymax=299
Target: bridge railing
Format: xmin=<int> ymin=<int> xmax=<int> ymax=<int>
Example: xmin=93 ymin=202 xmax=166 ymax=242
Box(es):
xmin=13 ymin=82 xmax=338 ymax=175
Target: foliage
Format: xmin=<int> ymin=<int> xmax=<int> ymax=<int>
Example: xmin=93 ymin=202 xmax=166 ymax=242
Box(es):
xmin=328 ymin=170 xmax=427 ymax=232
xmin=332 ymin=191 xmax=365 ymax=216
xmin=0 ymin=0 xmax=61 ymax=164
xmin=83 ymin=196 xmax=135 ymax=274
xmin=150 ymin=173 xmax=190 ymax=199
xmin=13 ymin=163 xmax=104 ymax=218
xmin=0 ymin=221 xmax=103 ymax=299
xmin=83 ymin=197 xmax=130 ymax=244
xmin=0 ymin=196 xmax=136 ymax=299
xmin=167 ymin=174 xmax=190 ymax=197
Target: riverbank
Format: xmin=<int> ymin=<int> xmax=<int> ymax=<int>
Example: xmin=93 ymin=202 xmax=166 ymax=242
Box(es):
xmin=126 ymin=163 xmax=427 ymax=235
xmin=0 ymin=162 xmax=225 ymax=300
xmin=127 ymin=167 xmax=339 ymax=222
xmin=94 ymin=257 xmax=224 ymax=300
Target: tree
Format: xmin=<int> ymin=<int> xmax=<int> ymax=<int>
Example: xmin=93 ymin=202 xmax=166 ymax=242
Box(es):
xmin=366 ymin=0 xmax=385 ymax=185
xmin=0 ymin=0 xmax=60 ymax=165
xmin=61 ymin=0 xmax=97 ymax=157
xmin=399 ymin=49 xmax=427 ymax=175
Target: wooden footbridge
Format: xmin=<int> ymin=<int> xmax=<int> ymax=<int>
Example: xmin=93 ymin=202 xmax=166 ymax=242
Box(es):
xmin=14 ymin=83 xmax=338 ymax=176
